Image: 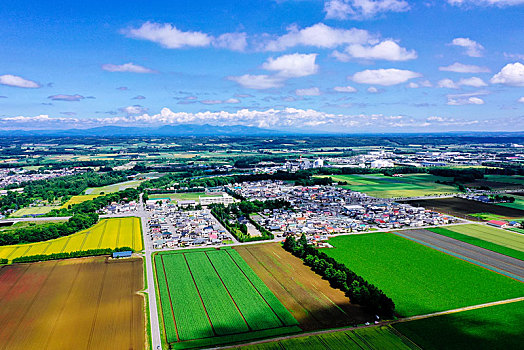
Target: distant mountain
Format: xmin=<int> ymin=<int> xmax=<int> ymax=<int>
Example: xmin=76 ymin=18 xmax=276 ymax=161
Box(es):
xmin=0 ymin=124 xmax=288 ymax=137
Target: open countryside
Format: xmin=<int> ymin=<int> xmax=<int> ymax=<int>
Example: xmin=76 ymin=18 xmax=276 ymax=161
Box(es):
xmin=0 ymin=217 xmax=142 ymax=262
xmin=0 ymin=256 xmax=145 ymax=350
xmin=154 ymin=248 xmax=300 ymax=349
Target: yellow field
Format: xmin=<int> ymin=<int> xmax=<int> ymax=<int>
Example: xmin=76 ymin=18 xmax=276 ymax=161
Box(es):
xmin=60 ymin=194 xmax=100 ymax=208
xmin=0 ymin=217 xmax=142 ymax=262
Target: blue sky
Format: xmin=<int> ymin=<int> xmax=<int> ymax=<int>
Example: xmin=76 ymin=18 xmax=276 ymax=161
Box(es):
xmin=0 ymin=0 xmax=523 ymax=132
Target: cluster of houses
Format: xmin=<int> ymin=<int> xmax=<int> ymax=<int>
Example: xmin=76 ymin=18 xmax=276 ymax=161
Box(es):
xmin=147 ymin=207 xmax=234 ymax=249
xmin=102 ymin=201 xmax=138 ymax=214
xmin=230 ymin=181 xmax=459 ymax=240
xmin=0 ymin=167 xmax=84 ymax=191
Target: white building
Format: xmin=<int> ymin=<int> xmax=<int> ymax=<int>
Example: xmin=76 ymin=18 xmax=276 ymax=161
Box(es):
xmin=370 ymin=159 xmax=394 ymax=168
xmin=199 ymin=193 xmax=236 ymax=206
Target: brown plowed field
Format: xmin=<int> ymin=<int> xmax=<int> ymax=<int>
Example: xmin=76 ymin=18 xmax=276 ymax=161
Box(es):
xmin=0 ymin=256 xmax=145 ymax=350
xmin=234 ymin=243 xmax=369 ymax=331
xmin=406 ymin=197 xmax=524 ymax=219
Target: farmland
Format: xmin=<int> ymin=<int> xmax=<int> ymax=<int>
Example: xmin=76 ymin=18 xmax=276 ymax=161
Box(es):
xmin=441 ymin=224 xmax=524 ymax=252
xmin=324 ymin=233 xmax=524 ymax=317
xmin=406 ymin=197 xmax=524 ymax=219
xmin=393 ymin=300 xmax=524 ymax=350
xmin=154 ymin=248 xmax=300 ymax=349
xmin=427 ymin=226 xmax=524 ymax=261
xmin=0 ymin=217 xmax=143 ymax=262
xmin=60 ymin=194 xmax=100 ymax=208
xmin=234 ymin=243 xmax=370 ymax=330
xmin=498 ymin=194 xmax=524 ymax=211
xmin=11 ymin=206 xmax=61 ymax=218
xmin=318 ymin=173 xmax=457 ymax=198
xmin=0 ymin=256 xmax=145 ymax=350
xmin=234 ymin=325 xmax=419 ymax=349
xmin=85 ymin=179 xmax=143 ymax=195
xmin=149 ymin=192 xmax=216 ymax=201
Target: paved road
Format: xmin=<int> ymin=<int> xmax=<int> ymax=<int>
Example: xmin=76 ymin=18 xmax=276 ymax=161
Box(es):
xmin=393 ymin=229 xmax=524 ymax=282
xmin=137 ymin=194 xmax=163 ymax=350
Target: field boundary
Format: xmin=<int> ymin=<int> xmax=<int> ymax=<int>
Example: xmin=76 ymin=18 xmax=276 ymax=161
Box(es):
xmin=159 ymin=255 xmax=180 ymax=342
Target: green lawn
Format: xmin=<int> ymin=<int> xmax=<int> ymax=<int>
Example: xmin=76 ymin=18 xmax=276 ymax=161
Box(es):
xmin=235 ymin=325 xmax=419 ymax=349
xmin=444 ymin=224 xmax=524 ymax=252
xmin=426 ymin=227 xmax=524 ymax=261
xmin=324 ymin=233 xmax=524 ymax=317
xmin=85 ymin=179 xmax=143 ymax=195
xmin=154 ymin=248 xmax=299 ymax=349
xmin=317 ymin=173 xmax=457 ymax=198
xmin=393 ymin=301 xmax=524 ymax=350
xmin=498 ymin=195 xmax=524 ymax=211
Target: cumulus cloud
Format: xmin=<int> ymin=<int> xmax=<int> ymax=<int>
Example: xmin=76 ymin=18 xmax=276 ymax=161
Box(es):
xmin=439 ymin=62 xmax=490 ymax=73
xmin=447 ymin=96 xmax=485 ymax=105
xmin=335 ymin=40 xmax=417 ymax=61
xmin=490 ymin=62 xmax=524 ymax=86
xmin=295 ymin=87 xmax=321 ymax=96
xmin=351 ymin=68 xmax=421 ymax=86
xmin=228 ymin=74 xmax=284 ymax=89
xmin=447 ymin=0 xmax=524 ymax=6
xmin=450 ymin=38 xmax=484 ymax=57
xmin=407 ymin=82 xmax=419 ymax=88
xmin=262 ymin=53 xmax=319 ymax=78
xmin=119 ymin=105 xmax=149 ymax=115
xmin=324 ymin=0 xmax=410 ymax=20
xmin=123 ymin=22 xmax=212 ymax=49
xmin=0 ymin=74 xmax=40 ymax=88
xmin=48 ymin=94 xmax=85 ymax=101
xmin=367 ymin=87 xmax=379 ymax=93
xmin=333 ymin=85 xmax=357 ymax=92
xmin=261 ymin=23 xmax=373 ymax=51
xmin=200 ymin=98 xmax=240 ymax=105
xmin=213 ymin=33 xmax=247 ymax=52
xmin=101 ymin=62 xmax=155 ymax=73
xmin=438 ymin=79 xmax=459 ymax=89
xmin=457 ymin=77 xmax=487 ymax=87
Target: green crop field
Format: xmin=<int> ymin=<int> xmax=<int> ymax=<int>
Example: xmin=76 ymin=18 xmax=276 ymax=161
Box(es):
xmin=234 ymin=325 xmax=419 ymax=349
xmin=498 ymin=195 xmax=524 ymax=211
xmin=85 ymin=179 xmax=143 ymax=195
xmin=427 ymin=227 xmax=524 ymax=261
xmin=0 ymin=217 xmax=142 ymax=262
xmin=149 ymin=192 xmax=216 ymax=201
xmin=60 ymin=194 xmax=100 ymax=208
xmin=154 ymin=248 xmax=300 ymax=349
xmin=484 ymin=175 xmax=524 ymax=185
xmin=316 ymin=173 xmax=457 ymax=198
xmin=393 ymin=301 xmax=524 ymax=350
xmin=11 ymin=206 xmax=61 ymax=217
xmin=443 ymin=224 xmax=524 ymax=252
xmin=324 ymin=233 xmax=524 ymax=317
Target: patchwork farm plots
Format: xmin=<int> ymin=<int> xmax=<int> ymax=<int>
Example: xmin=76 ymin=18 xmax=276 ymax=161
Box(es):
xmin=60 ymin=194 xmax=100 ymax=208
xmin=154 ymin=247 xmax=300 ymax=349
xmin=319 ymin=174 xmax=458 ymax=198
xmin=324 ymin=232 xmax=524 ymax=317
xmin=0 ymin=256 xmax=145 ymax=350
xmin=0 ymin=217 xmax=143 ymax=262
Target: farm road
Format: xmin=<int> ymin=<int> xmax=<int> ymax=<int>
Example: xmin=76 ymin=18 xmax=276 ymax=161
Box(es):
xmin=393 ymin=229 xmax=524 ymax=282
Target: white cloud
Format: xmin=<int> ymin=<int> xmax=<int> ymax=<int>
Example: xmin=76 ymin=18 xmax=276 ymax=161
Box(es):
xmin=119 ymin=105 xmax=149 ymax=115
xmin=367 ymin=87 xmax=379 ymax=93
xmin=439 ymin=62 xmax=490 ymax=73
xmin=262 ymin=53 xmax=319 ymax=78
xmin=504 ymin=53 xmax=524 ymax=60
xmin=296 ymin=87 xmax=321 ymax=96
xmin=407 ymin=82 xmax=419 ymax=88
xmin=490 ymin=62 xmax=524 ymax=86
xmin=450 ymin=38 xmax=484 ymax=57
xmin=262 ymin=23 xmax=373 ymax=51
xmin=437 ymin=78 xmax=459 ymax=89
xmin=324 ymin=0 xmax=410 ymax=20
xmin=228 ymin=74 xmax=284 ymax=89
xmin=447 ymin=0 xmax=524 ymax=6
xmin=334 ymin=85 xmax=357 ymax=92
xmin=352 ymin=68 xmax=421 ymax=86
xmin=213 ymin=33 xmax=247 ymax=52
xmin=0 ymin=74 xmax=40 ymax=88
xmin=101 ymin=62 xmax=155 ymax=73
xmin=340 ymin=40 xmax=417 ymax=61
xmin=518 ymin=97 xmax=524 ymax=103
xmin=457 ymin=77 xmax=488 ymax=87
xmin=124 ymin=22 xmax=212 ymax=49
xmin=224 ymin=98 xmax=241 ymax=104
xmin=447 ymin=96 xmax=485 ymax=105
xmin=48 ymin=94 xmax=85 ymax=101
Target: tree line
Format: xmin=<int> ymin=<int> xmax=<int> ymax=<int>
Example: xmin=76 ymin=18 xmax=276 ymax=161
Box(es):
xmin=283 ymin=235 xmax=395 ymax=318
xmin=11 ymin=246 xmax=133 ymax=264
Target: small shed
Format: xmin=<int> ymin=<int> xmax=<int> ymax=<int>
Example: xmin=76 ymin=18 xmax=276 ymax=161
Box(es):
xmin=112 ymin=251 xmax=132 ymax=258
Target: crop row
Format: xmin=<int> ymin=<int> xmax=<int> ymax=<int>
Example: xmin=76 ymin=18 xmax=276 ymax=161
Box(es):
xmin=207 ymin=251 xmax=282 ymax=330
xmin=162 ymin=254 xmax=214 ymax=341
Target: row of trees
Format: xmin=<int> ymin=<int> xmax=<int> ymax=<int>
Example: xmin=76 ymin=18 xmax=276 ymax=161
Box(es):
xmin=209 ymin=204 xmax=273 ymax=242
xmin=0 ymin=212 xmax=98 ymax=246
xmin=11 ymin=246 xmax=133 ymax=263
xmin=283 ymin=235 xmax=395 ymax=318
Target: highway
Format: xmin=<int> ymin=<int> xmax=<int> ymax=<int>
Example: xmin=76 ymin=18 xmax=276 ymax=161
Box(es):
xmin=393 ymin=229 xmax=524 ymax=282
